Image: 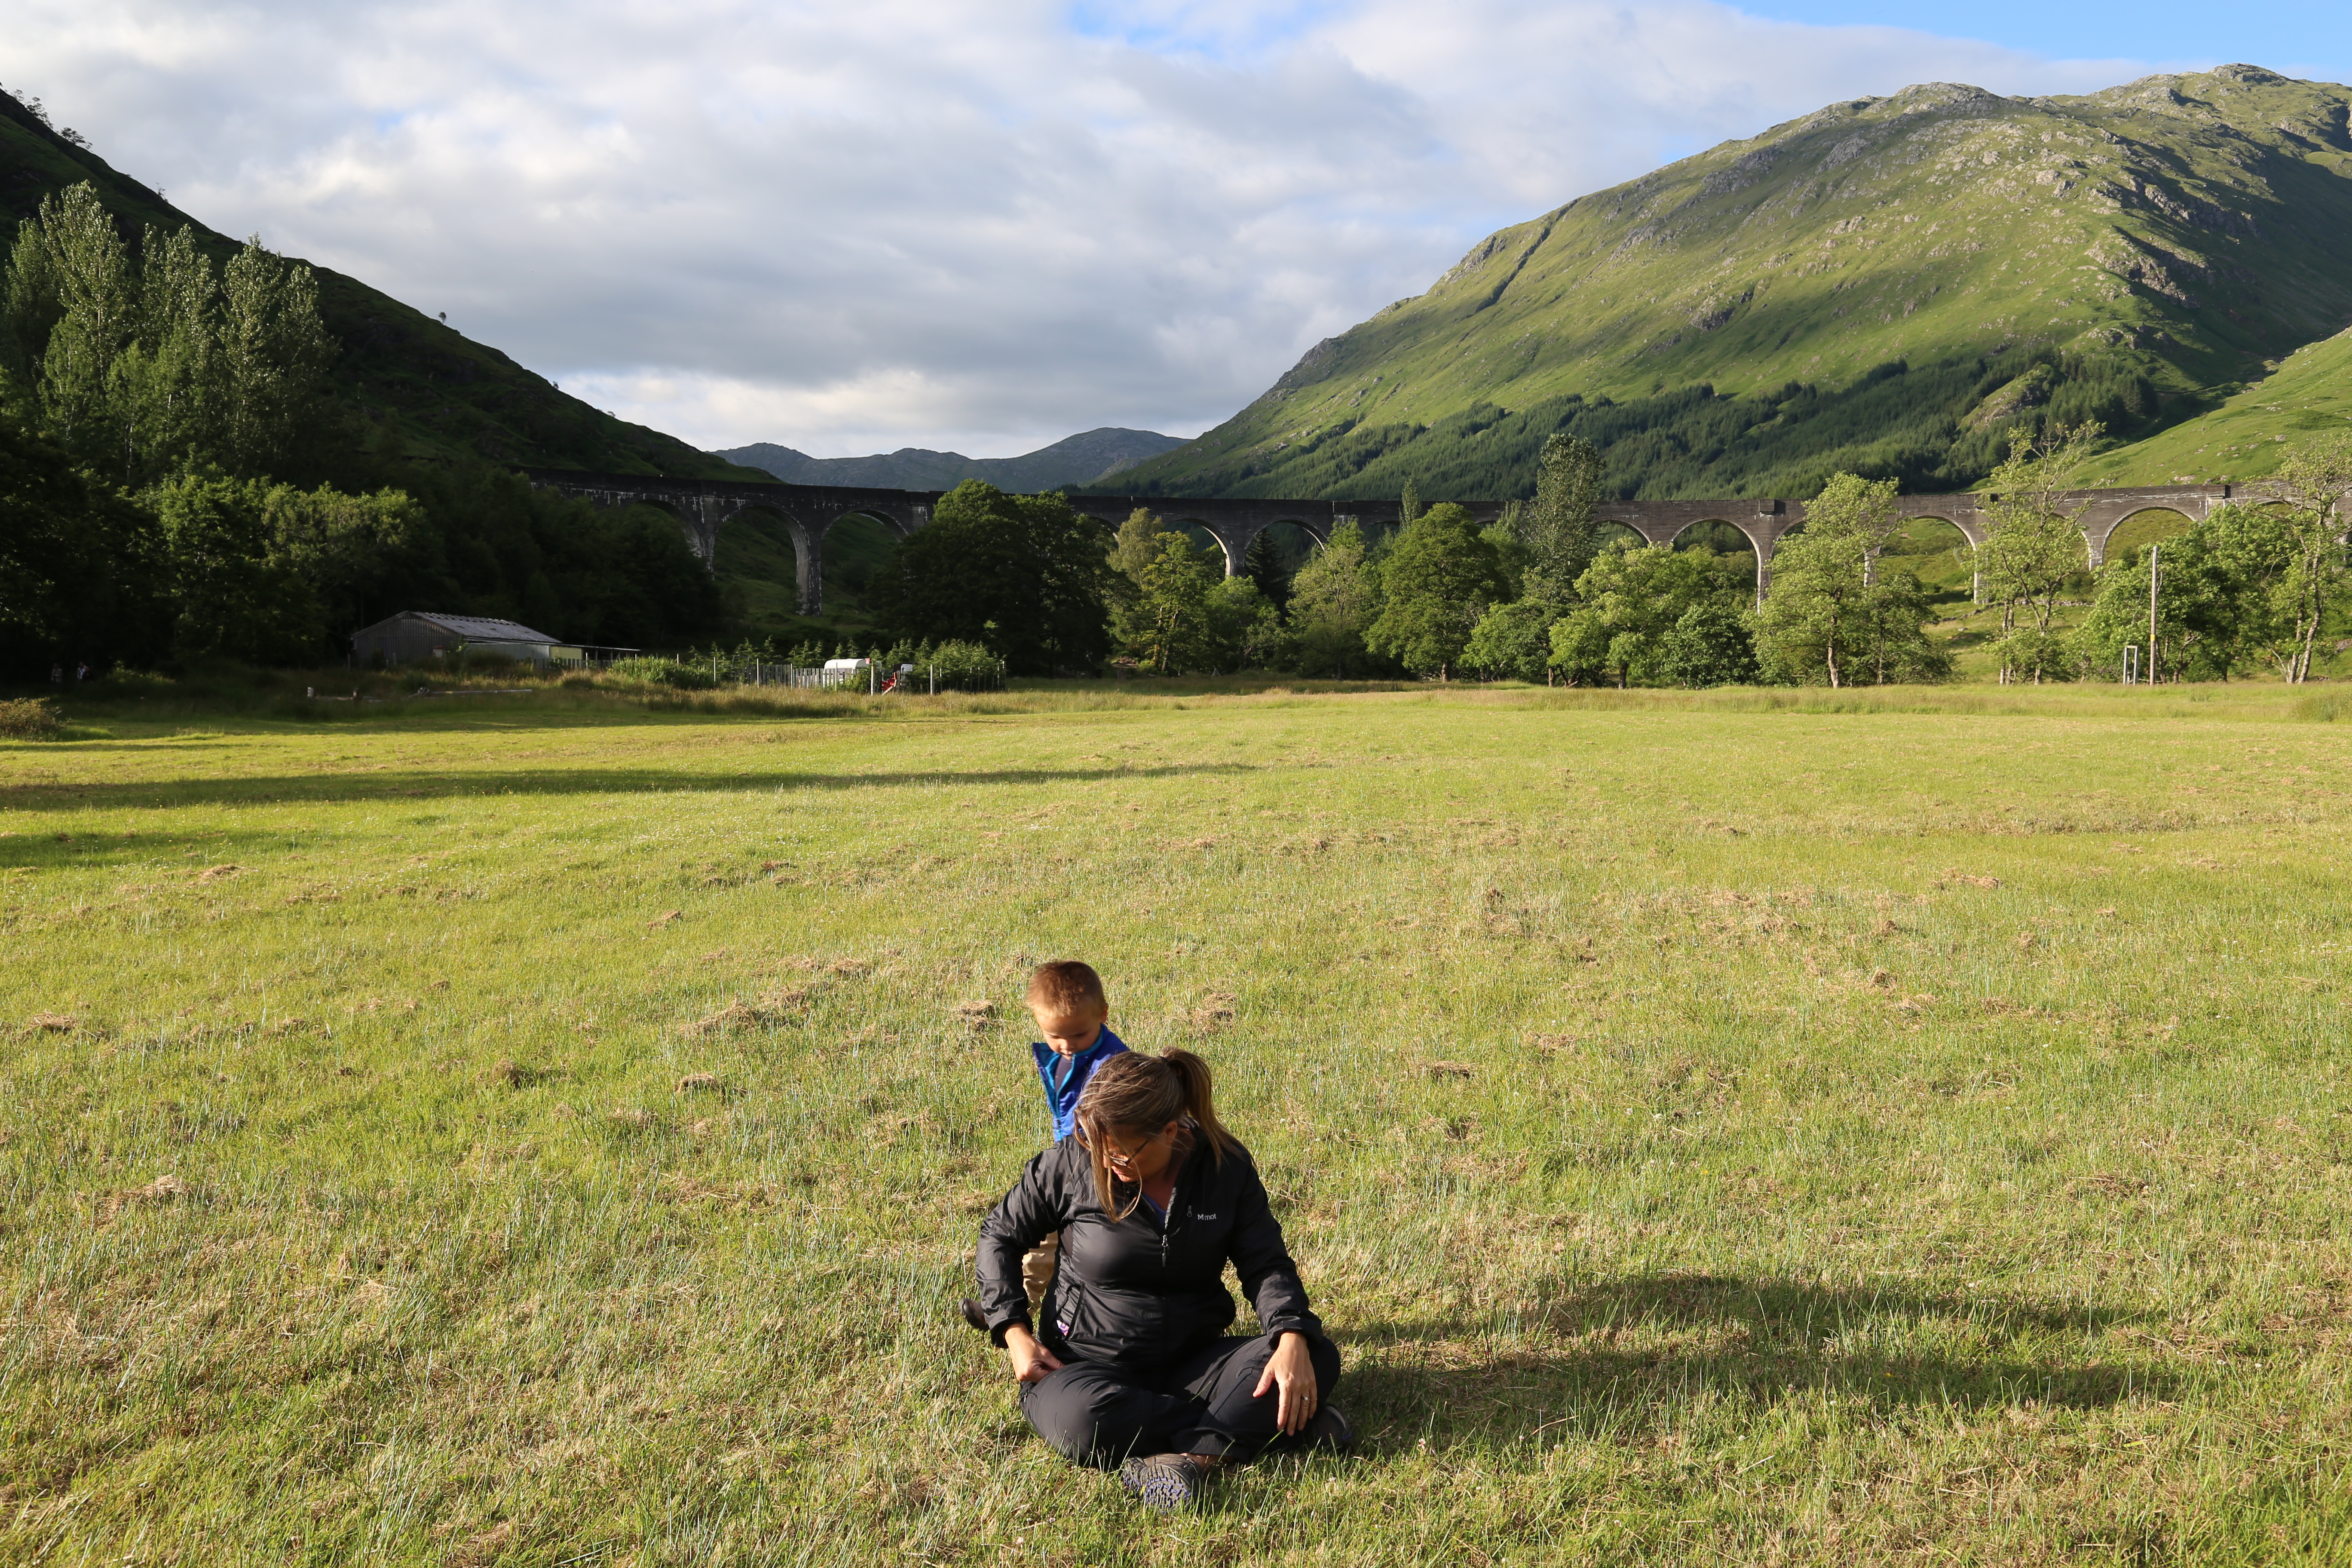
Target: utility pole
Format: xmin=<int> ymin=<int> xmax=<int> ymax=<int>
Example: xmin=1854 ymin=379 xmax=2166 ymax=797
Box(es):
xmin=2147 ymin=543 xmax=2160 ymax=684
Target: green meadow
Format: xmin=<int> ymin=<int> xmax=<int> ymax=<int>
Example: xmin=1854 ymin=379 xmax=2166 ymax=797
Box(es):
xmin=4 ymin=685 xmax=2350 ymax=1565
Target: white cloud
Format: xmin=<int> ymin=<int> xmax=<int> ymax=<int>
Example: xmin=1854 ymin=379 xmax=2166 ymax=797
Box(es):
xmin=13 ymin=0 xmax=2161 ymax=456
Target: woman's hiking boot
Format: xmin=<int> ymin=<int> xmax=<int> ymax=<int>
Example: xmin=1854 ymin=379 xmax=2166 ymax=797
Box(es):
xmin=1299 ymin=1403 xmax=1355 ymax=1454
xmin=1119 ymin=1452 xmax=1212 ymax=1511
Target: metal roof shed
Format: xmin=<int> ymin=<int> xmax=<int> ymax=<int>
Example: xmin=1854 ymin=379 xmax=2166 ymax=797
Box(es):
xmin=348 ymin=611 xmax=634 ymax=667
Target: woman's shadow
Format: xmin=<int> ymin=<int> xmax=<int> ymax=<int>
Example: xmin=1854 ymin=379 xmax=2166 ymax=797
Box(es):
xmin=1333 ymin=1271 xmax=2171 ymax=1454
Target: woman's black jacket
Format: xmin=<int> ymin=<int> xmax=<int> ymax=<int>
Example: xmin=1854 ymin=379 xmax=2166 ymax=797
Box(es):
xmin=976 ymin=1135 xmax=1324 ymax=1369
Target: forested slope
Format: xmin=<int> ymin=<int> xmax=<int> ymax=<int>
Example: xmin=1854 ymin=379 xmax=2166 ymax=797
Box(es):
xmin=1112 ymin=64 xmax=2352 ymax=503
xmin=0 ymin=91 xmax=762 ymax=483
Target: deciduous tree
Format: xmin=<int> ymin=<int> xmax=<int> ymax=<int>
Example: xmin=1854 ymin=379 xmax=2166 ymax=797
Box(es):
xmin=1461 ymin=599 xmax=1554 ymax=682
xmin=1756 ymin=472 xmax=1948 ymax=686
xmin=0 ymin=416 xmax=166 ymax=674
xmin=876 ymin=481 xmax=1115 ymax=674
xmin=1286 ymin=519 xmax=1381 ymax=677
xmin=1658 ymin=601 xmax=1761 ymax=688
xmin=1 ymin=182 xmax=333 ymax=484
xmin=1124 ymin=530 xmax=1221 ymax=673
xmin=1977 ymin=423 xmax=2100 ymax=683
xmin=2256 ymin=434 xmax=2352 ymax=682
xmin=1366 ymin=502 xmax=1507 ymax=678
xmin=1548 ymin=542 xmax=1744 ymax=687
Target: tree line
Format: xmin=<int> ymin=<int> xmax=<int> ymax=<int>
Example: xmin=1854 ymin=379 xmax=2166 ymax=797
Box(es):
xmin=1 ymin=183 xmax=718 ymax=680
xmin=6 ymin=176 xmax=2343 ymax=689
xmin=864 ymin=426 xmax=2351 ymax=688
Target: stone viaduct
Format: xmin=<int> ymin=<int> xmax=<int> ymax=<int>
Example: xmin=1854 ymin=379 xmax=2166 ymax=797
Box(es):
xmin=519 ymin=466 xmax=2247 ymax=614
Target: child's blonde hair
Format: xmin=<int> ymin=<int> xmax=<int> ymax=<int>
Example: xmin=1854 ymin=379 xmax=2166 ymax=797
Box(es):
xmin=1026 ymin=960 xmax=1106 ymax=1016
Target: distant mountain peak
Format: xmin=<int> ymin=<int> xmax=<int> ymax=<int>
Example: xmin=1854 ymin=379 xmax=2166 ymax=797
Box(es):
xmin=717 ymin=427 xmax=1188 ymax=492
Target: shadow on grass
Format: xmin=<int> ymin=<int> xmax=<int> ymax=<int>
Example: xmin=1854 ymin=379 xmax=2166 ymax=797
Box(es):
xmin=0 ymin=761 xmax=1264 ymax=816
xmin=1337 ymin=1272 xmax=2173 ymax=1455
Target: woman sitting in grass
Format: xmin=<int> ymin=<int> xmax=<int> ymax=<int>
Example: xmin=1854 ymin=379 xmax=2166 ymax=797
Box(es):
xmin=972 ymin=1048 xmax=1349 ymax=1510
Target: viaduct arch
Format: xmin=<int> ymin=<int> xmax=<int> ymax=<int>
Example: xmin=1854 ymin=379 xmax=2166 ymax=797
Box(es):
xmin=520 ymin=468 xmax=2255 ymax=615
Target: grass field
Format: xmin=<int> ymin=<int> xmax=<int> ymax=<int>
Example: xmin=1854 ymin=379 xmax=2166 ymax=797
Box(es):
xmin=5 ymin=684 xmax=2351 ymax=1565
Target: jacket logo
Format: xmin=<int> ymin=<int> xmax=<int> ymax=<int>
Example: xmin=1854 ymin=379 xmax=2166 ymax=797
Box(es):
xmin=1192 ymin=1212 xmax=1217 ymax=1221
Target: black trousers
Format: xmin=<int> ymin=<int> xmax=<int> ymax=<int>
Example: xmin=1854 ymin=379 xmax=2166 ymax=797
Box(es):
xmin=1020 ymin=1334 xmax=1343 ymax=1469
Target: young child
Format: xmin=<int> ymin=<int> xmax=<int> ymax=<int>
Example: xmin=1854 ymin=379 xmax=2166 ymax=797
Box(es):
xmin=965 ymin=960 xmax=1129 ymax=1327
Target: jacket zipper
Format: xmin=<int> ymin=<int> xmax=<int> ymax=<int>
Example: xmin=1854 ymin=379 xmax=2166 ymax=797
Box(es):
xmin=1160 ymin=1153 xmax=1188 ymax=1274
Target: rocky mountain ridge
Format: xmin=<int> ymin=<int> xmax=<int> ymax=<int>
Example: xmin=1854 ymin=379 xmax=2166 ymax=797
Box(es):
xmin=1112 ymin=64 xmax=2352 ymax=502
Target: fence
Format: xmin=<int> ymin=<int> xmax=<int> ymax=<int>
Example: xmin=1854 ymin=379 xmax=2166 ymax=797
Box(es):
xmin=625 ymin=656 xmax=1008 ymax=692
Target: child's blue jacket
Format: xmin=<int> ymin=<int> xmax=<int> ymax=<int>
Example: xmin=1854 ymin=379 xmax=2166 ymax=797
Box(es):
xmin=1032 ymin=1026 xmax=1130 ymax=1142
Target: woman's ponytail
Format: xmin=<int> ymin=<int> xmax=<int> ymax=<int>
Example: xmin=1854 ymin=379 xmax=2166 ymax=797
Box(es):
xmin=1159 ymin=1048 xmax=1238 ymax=1163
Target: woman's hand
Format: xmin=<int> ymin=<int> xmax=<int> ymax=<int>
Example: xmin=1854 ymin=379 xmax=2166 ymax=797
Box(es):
xmin=1004 ymin=1324 xmax=1065 ymax=1385
xmin=1252 ymin=1331 xmax=1318 ymax=1434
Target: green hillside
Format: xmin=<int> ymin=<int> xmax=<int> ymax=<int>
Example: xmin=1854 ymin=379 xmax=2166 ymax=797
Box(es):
xmin=0 ymin=92 xmax=763 ymax=483
xmin=1114 ymin=64 xmax=2352 ymax=502
xmin=2080 ymin=324 xmax=2352 ymax=485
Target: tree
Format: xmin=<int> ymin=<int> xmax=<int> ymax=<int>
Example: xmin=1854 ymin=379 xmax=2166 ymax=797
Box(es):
xmin=2076 ymin=493 xmax=2344 ymax=684
xmin=876 ymin=480 xmax=1115 ymax=674
xmin=1854 ymin=570 xmax=1951 ymax=685
xmin=1206 ymin=576 xmax=1291 ymax=670
xmin=19 ymin=183 xmax=135 ymax=471
xmin=1399 ymin=478 xmax=1422 ymax=527
xmin=0 ymin=416 xmax=168 ymax=675
xmin=150 ymin=473 xmax=322 ymax=663
xmin=1658 ymin=602 xmax=1761 ymax=687
xmin=1461 ymin=599 xmax=1555 ymax=682
xmin=1286 ymin=519 xmax=1382 ymax=677
xmin=216 ymin=236 xmax=333 ymax=476
xmin=1756 ymin=472 xmax=1948 ymax=686
xmin=1548 ymin=542 xmax=1745 ymax=686
xmin=2074 ymin=537 xmax=2224 ymax=682
xmin=1521 ymin=432 xmax=1604 ymax=607
xmin=1365 ymin=502 xmax=1507 ymax=678
xmin=1243 ymin=528 xmax=1292 ymax=613
xmin=1978 ymin=423 xmax=2101 ymax=683
xmin=1 ymin=182 xmax=334 ymax=483
xmin=1109 ymin=505 xmax=1172 ymax=586
xmin=138 ymin=473 xmax=435 ymax=664
xmin=1123 ymin=530 xmax=1221 ymax=672
xmin=261 ymin=482 xmax=426 ymax=655
xmin=122 ymin=224 xmax=220 ymax=478
xmin=1481 ymin=519 xmax=1531 ymax=602
xmin=2256 ymin=434 xmax=2352 ymax=682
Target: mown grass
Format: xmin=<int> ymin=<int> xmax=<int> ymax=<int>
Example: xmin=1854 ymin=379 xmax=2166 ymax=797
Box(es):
xmin=4 ymin=687 xmax=2350 ymax=1565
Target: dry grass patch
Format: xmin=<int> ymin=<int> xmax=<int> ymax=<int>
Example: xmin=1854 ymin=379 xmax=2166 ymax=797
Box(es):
xmin=0 ymin=697 xmax=62 ymax=739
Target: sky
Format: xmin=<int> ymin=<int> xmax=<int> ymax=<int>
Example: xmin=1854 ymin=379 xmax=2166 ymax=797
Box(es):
xmin=8 ymin=1 xmax=2347 ymax=458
